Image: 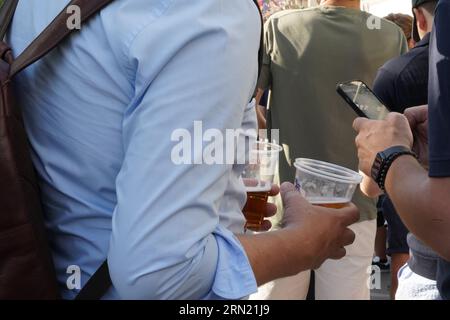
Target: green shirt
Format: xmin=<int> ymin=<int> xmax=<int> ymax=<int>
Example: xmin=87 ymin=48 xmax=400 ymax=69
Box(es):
xmin=259 ymin=6 xmax=408 ymax=221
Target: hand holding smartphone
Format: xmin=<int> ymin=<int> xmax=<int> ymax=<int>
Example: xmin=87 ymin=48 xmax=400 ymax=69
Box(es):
xmin=336 ymin=80 xmax=390 ymax=120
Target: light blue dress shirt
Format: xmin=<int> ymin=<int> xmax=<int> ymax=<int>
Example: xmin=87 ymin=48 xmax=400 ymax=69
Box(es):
xmin=8 ymin=0 xmax=260 ymax=299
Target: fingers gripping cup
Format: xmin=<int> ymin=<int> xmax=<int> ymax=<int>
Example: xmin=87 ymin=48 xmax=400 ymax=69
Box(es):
xmin=294 ymin=159 xmax=363 ymax=208
xmin=242 ymin=141 xmax=282 ymax=231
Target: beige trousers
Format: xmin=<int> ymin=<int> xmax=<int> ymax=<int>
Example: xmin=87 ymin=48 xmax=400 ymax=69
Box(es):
xmin=250 ymin=219 xmax=377 ymax=300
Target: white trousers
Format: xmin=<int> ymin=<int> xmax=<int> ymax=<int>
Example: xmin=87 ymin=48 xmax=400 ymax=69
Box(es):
xmin=250 ymin=219 xmax=377 ymax=300
xmin=395 ymin=264 xmax=440 ymax=300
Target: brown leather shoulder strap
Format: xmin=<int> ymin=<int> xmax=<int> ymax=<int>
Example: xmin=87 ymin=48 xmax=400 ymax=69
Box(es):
xmin=10 ymin=0 xmax=114 ymax=77
xmin=0 ymin=0 xmax=18 ymax=41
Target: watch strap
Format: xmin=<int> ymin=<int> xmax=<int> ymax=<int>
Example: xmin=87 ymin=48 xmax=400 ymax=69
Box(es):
xmin=371 ymin=146 xmax=418 ymax=192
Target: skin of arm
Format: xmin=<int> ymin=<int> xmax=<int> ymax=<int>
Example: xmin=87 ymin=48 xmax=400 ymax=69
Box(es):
xmin=384 ymin=156 xmax=450 ymax=260
xmin=353 ymin=111 xmax=450 ymax=261
xmin=255 ymin=88 xmax=267 ymax=130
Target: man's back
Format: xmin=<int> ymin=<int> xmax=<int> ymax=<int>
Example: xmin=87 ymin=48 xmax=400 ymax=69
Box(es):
xmin=373 ymin=31 xmax=442 ymax=294
xmin=260 ymin=6 xmax=407 ymax=220
xmin=8 ymin=0 xmax=261 ymax=299
xmin=373 ymin=34 xmax=430 ymax=113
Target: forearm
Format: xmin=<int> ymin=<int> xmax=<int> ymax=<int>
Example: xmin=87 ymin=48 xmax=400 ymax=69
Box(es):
xmin=255 ymin=88 xmax=264 ymax=107
xmin=237 ymin=230 xmax=308 ymax=286
xmin=385 ymin=156 xmax=450 ymax=259
xmin=256 ymin=105 xmax=267 ymax=130
xmin=255 ymin=89 xmax=267 ymax=130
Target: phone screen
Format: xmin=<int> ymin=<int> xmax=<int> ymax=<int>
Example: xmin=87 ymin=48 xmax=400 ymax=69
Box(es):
xmin=338 ymin=81 xmax=390 ymax=120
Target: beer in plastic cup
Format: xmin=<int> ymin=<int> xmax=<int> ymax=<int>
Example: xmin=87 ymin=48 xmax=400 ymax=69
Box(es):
xmin=242 ymin=141 xmax=282 ymax=231
xmin=294 ymin=158 xmax=362 ymax=208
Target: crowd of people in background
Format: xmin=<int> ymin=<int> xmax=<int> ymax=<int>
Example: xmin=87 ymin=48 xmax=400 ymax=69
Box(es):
xmin=3 ymin=0 xmax=450 ymax=301
xmin=254 ymin=0 xmax=449 ymax=300
xmin=372 ymin=0 xmax=437 ymax=299
xmin=253 ymin=0 xmax=406 ymax=300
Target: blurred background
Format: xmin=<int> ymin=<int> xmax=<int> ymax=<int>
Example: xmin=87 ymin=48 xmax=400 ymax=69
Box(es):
xmin=258 ymin=0 xmax=413 ymax=20
xmin=0 ymin=1 xmax=413 ymax=20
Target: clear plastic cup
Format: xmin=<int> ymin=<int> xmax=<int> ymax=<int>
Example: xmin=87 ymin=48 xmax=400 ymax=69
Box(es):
xmin=294 ymin=158 xmax=363 ymax=208
xmin=242 ymin=141 xmax=282 ymax=230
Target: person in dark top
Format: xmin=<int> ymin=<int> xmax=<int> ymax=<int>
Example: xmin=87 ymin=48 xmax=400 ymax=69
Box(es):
xmin=373 ymin=33 xmax=430 ymax=114
xmin=372 ymin=0 xmax=437 ymax=299
xmin=428 ymin=0 xmax=450 ymax=298
xmin=372 ymin=11 xmax=415 ymax=277
xmin=353 ymin=0 xmax=450 ymax=300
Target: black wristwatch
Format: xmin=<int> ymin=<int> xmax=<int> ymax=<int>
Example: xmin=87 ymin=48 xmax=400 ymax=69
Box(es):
xmin=371 ymin=146 xmax=418 ymax=192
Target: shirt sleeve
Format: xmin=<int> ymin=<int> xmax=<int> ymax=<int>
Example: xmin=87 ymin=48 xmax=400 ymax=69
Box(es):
xmin=106 ymin=1 xmax=260 ymax=300
xmin=257 ymin=19 xmax=274 ymax=91
xmin=428 ymin=0 xmax=450 ymax=177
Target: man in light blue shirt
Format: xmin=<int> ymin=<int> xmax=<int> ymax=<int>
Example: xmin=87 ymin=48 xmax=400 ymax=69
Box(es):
xmin=7 ymin=0 xmax=359 ymax=300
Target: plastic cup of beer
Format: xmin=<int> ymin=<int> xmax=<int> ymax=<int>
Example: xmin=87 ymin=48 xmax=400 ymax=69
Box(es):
xmin=242 ymin=141 xmax=282 ymax=231
xmin=294 ymin=158 xmax=363 ymax=208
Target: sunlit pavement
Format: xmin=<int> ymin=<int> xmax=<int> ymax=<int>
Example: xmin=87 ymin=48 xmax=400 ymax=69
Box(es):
xmin=371 ymin=269 xmax=391 ymax=300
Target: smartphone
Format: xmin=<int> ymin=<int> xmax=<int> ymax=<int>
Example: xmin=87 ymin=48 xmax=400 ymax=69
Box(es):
xmin=336 ymin=80 xmax=390 ymax=120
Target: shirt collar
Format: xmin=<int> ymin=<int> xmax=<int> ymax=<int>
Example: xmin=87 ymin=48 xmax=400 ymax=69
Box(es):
xmin=415 ymin=33 xmax=431 ymax=48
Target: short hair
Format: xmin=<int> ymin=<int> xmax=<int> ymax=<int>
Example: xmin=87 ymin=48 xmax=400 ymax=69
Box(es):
xmin=419 ymin=1 xmax=438 ymax=16
xmin=384 ymin=13 xmax=414 ymax=41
